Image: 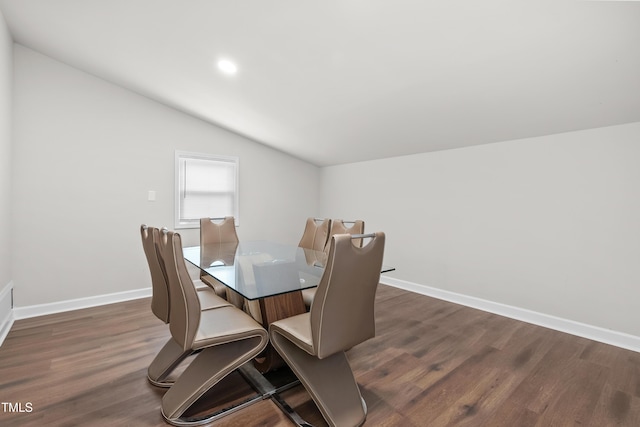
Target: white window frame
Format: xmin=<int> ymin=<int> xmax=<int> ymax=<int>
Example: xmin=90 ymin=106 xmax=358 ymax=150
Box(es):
xmin=175 ymin=151 xmax=239 ymax=229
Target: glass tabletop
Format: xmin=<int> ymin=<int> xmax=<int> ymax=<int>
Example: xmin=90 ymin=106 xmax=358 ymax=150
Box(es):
xmin=183 ymin=240 xmax=394 ymax=301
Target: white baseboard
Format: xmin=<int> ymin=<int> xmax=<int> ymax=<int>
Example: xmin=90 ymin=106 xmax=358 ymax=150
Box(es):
xmin=6 ymin=278 xmax=640 ymax=354
xmin=0 ymin=312 xmax=13 ymax=348
xmin=13 ymin=287 xmax=152 ymax=320
xmin=0 ymin=281 xmax=15 ymax=347
xmin=381 ymin=277 xmax=640 ymax=353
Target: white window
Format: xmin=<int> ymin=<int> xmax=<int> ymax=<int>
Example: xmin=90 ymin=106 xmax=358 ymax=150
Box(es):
xmin=175 ymin=151 xmax=239 ymax=229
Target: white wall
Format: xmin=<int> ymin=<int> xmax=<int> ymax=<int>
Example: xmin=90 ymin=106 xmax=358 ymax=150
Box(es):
xmin=0 ymin=9 xmax=13 ymax=335
xmin=12 ymin=45 xmax=320 ymax=308
xmin=8 ymin=37 xmax=640 ymax=347
xmin=320 ymin=123 xmax=640 ymax=337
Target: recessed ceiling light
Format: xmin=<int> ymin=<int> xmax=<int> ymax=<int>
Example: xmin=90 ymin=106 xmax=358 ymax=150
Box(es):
xmin=217 ymin=59 xmax=238 ymax=75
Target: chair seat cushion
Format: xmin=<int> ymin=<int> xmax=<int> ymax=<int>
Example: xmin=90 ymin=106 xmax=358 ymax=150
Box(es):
xmin=197 ymin=288 xmax=232 ymax=310
xmin=193 ymin=278 xmax=208 ymax=290
xmin=199 ymin=274 xmax=228 ymax=297
xmin=269 ymin=313 xmax=314 ymax=356
xmin=301 ymin=288 xmax=316 ymax=307
xmin=194 ymin=306 xmax=267 ymax=350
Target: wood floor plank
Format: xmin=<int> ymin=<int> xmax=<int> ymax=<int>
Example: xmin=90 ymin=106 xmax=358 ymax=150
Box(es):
xmin=1 ymin=285 xmax=639 ymax=426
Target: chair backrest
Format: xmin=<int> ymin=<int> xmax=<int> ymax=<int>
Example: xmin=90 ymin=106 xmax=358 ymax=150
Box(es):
xmin=324 ymin=219 xmax=365 ymax=252
xmin=298 ymin=217 xmax=331 ymax=252
xmin=310 ymin=232 xmax=385 ymax=359
xmin=157 ymin=229 xmax=202 ymax=351
xmin=140 ymin=225 xmax=170 ymax=323
xmin=200 ymin=217 xmax=239 ymax=245
xmin=200 ymin=241 xmax=239 ymax=268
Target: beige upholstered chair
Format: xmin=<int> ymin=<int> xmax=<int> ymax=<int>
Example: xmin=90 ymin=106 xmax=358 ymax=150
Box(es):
xmin=324 ymin=219 xmax=365 ymax=252
xmin=199 ymin=217 xmax=239 ymax=298
xmin=200 ymin=216 xmax=239 ymax=245
xmin=140 ymin=225 xmax=231 ymax=387
xmin=298 ymin=217 xmax=331 ymax=252
xmin=199 ymin=216 xmax=266 ymax=322
xmin=158 ymin=229 xmax=268 ymax=425
xmin=140 ymin=225 xmax=172 ymax=324
xmin=270 ymin=232 xmax=385 ymax=427
xmin=301 ymin=219 xmax=365 ymax=307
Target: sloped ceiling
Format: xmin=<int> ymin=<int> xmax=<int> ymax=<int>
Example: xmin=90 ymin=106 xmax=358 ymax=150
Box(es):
xmin=1 ymin=0 xmax=639 ymax=166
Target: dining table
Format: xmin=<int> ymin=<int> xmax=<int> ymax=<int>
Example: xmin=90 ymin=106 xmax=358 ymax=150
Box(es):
xmin=182 ymin=239 xmax=395 ymax=426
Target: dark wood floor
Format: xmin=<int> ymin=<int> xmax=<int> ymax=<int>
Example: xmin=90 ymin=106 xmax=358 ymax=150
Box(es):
xmin=1 ymin=284 xmax=639 ymax=426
